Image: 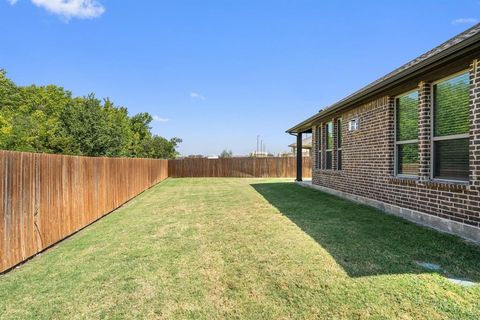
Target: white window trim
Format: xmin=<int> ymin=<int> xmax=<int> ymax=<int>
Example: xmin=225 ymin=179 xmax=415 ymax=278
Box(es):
xmin=430 ymin=70 xmax=470 ymax=182
xmin=348 ymin=118 xmax=359 ymax=131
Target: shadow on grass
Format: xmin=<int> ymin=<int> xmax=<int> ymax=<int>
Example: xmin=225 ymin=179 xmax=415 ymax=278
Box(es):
xmin=251 ymin=182 xmax=480 ymax=281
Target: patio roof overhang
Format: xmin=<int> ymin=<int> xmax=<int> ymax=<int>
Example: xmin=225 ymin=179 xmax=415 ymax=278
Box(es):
xmin=287 ymin=24 xmax=480 ymax=134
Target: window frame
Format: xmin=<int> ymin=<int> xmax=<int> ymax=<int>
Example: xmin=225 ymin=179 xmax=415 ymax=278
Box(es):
xmin=430 ymin=70 xmax=470 ymax=183
xmin=394 ymin=89 xmax=420 ymax=178
xmin=315 ymin=125 xmax=322 ymax=169
xmin=337 ymin=118 xmax=342 ymax=170
xmin=348 ymin=118 xmax=359 ymax=131
xmin=325 ymin=121 xmax=333 ymax=170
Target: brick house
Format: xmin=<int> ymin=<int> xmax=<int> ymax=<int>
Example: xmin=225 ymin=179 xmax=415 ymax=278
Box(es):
xmin=287 ymin=24 xmax=480 ymax=243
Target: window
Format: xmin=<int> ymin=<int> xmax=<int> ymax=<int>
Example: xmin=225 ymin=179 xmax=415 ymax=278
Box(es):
xmin=325 ymin=121 xmax=333 ymax=169
xmin=433 ymin=72 xmax=470 ymax=181
xmin=315 ymin=125 xmax=321 ymax=169
xmin=395 ymin=90 xmax=419 ymax=176
xmin=337 ymin=119 xmax=342 ymax=170
xmin=348 ymin=118 xmax=359 ymax=131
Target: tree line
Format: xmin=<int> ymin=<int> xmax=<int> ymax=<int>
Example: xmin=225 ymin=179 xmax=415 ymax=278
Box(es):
xmin=0 ymin=70 xmax=181 ymax=159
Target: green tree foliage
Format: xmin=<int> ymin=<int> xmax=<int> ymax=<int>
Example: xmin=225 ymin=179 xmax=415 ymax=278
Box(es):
xmin=434 ymin=72 xmax=470 ymax=137
xmin=144 ymin=136 xmax=182 ymax=159
xmin=219 ymin=149 xmax=233 ymax=158
xmin=326 ymin=122 xmax=333 ymax=149
xmin=0 ymin=70 xmax=181 ymax=159
xmin=396 ymin=91 xmax=418 ymax=142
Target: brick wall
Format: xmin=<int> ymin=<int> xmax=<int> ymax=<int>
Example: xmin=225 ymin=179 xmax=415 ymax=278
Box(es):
xmin=418 ymin=81 xmax=432 ymax=181
xmin=312 ymin=126 xmax=321 ymax=170
xmin=311 ymin=60 xmax=480 ymax=232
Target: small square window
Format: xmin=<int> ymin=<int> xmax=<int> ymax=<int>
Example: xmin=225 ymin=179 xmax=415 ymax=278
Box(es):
xmin=348 ymin=118 xmax=359 ymax=131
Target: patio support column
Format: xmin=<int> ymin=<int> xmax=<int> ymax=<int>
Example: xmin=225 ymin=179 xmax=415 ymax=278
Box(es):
xmin=296 ymin=132 xmax=303 ymax=181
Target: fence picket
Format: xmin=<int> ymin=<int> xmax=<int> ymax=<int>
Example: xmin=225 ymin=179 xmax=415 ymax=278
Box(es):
xmin=0 ymin=151 xmax=168 ymax=273
xmin=168 ymin=157 xmax=311 ymax=178
xmin=1 ymin=151 xmax=310 ymax=273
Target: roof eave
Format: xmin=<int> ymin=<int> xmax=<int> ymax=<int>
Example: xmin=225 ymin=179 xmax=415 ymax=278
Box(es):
xmin=287 ymin=32 xmax=480 ymax=134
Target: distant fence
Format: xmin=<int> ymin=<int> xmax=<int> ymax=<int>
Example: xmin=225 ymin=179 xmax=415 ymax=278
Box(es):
xmin=168 ymin=157 xmax=311 ymax=178
xmin=0 ymin=151 xmax=168 ymax=273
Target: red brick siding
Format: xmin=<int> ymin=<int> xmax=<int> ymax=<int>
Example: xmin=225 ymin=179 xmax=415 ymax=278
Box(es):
xmin=312 ymin=60 xmax=480 ymax=229
xmin=312 ymin=125 xmax=321 ymax=170
xmin=418 ymin=81 xmax=432 ymax=181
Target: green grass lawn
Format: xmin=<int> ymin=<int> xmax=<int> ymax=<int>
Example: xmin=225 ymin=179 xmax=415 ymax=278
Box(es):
xmin=1 ymin=178 xmax=479 ymax=319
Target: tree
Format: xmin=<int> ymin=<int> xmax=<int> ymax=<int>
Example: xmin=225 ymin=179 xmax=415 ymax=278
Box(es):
xmin=0 ymin=73 xmax=72 ymax=153
xmin=129 ymin=112 xmax=153 ymax=157
xmin=0 ymin=69 xmax=181 ymax=158
xmin=143 ymin=136 xmax=183 ymax=159
xmin=219 ymin=149 xmax=233 ymax=158
xmin=59 ymin=94 xmax=114 ymax=156
xmin=102 ymin=98 xmax=135 ymax=157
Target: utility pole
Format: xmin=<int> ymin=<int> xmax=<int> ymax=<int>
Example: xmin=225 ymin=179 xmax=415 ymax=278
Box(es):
xmin=256 ymin=135 xmax=259 ymax=157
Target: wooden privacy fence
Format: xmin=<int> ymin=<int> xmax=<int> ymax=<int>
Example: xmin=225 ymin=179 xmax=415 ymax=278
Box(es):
xmin=1 ymin=152 xmax=307 ymax=272
xmin=0 ymin=151 xmax=168 ymax=273
xmin=168 ymin=157 xmax=311 ymax=178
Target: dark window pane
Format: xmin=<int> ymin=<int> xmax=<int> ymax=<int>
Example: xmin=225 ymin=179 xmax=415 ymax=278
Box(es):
xmin=315 ymin=126 xmax=322 ymax=169
xmin=434 ymin=73 xmax=470 ymax=137
xmin=397 ymin=143 xmax=418 ymax=175
xmin=337 ymin=119 xmax=342 ymax=148
xmin=434 ymin=138 xmax=469 ymax=180
xmin=337 ymin=149 xmax=342 ymax=170
xmin=326 ymin=122 xmax=333 ymax=149
xmin=326 ymin=151 xmax=332 ymax=169
xmin=396 ymin=91 xmax=418 ymax=141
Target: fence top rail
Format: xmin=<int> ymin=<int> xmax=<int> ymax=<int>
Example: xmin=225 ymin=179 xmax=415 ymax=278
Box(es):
xmin=0 ymin=149 xmax=168 ymax=162
xmin=171 ymin=156 xmax=310 ymax=161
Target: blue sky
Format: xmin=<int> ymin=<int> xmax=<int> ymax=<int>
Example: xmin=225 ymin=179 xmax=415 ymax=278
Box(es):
xmin=0 ymin=1 xmax=478 ymax=156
